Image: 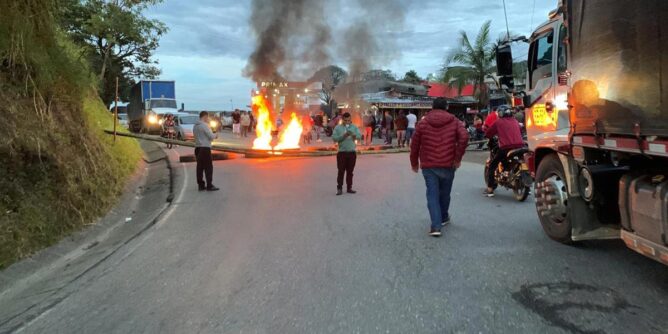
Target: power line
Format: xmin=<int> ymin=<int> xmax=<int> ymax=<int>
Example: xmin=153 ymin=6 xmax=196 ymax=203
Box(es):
xmin=529 ymin=0 xmax=536 ymax=32
xmin=502 ymin=0 xmax=511 ymax=41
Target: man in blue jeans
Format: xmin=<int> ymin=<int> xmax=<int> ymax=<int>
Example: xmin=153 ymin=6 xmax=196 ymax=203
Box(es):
xmin=410 ymin=98 xmax=469 ymax=237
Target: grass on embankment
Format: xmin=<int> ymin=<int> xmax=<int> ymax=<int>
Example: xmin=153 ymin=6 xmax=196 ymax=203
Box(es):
xmin=0 ymin=0 xmax=142 ymax=269
xmin=0 ymin=89 xmax=142 ymax=270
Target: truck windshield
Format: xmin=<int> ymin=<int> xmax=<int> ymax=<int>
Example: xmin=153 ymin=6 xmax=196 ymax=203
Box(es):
xmin=179 ymin=116 xmax=199 ymax=125
xmin=150 ymin=100 xmax=177 ymax=109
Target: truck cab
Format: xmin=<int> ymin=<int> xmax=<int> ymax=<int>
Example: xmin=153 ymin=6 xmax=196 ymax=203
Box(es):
xmin=127 ymin=80 xmax=178 ymax=134
xmin=497 ymin=0 xmax=668 ymax=265
xmin=524 ymin=15 xmax=570 ymax=157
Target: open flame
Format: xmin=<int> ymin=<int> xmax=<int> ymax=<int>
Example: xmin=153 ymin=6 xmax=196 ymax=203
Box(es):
xmin=252 ymin=94 xmax=303 ymax=150
xmin=252 ymin=95 xmax=274 ymax=150
xmin=275 ymin=112 xmax=303 ymax=150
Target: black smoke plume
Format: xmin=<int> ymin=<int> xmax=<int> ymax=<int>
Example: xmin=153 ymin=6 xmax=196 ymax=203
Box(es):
xmin=244 ymin=0 xmax=408 ymax=83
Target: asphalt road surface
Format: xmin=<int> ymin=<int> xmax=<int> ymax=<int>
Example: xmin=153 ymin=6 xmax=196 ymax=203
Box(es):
xmin=12 ymin=147 xmax=668 ymax=333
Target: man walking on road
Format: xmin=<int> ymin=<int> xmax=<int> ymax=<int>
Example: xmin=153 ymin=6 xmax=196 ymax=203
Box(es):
xmin=332 ymin=112 xmax=362 ymax=196
xmin=410 ymin=98 xmax=468 ymax=237
xmin=194 ymin=111 xmax=219 ymax=191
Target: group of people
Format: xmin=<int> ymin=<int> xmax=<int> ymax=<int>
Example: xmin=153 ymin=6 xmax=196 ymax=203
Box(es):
xmin=331 ymin=98 xmax=524 ymax=237
xmin=193 ymin=98 xmax=524 ymax=238
xmin=361 ymin=110 xmax=418 ymax=147
xmin=231 ymin=109 xmax=254 ymax=138
xmin=300 ymin=112 xmax=326 ymax=144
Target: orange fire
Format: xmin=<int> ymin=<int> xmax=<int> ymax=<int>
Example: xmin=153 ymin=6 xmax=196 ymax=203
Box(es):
xmin=251 ymin=94 xmax=303 ymax=150
xmin=275 ymin=112 xmax=303 ymax=150
xmin=252 ymin=95 xmax=274 ymax=150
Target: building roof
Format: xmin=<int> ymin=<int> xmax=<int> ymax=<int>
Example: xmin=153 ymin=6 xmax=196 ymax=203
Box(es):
xmin=426 ymin=82 xmax=475 ymax=98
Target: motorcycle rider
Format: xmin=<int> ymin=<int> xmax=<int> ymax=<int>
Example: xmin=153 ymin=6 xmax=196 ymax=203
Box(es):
xmin=163 ymin=114 xmax=175 ymax=136
xmin=483 ymin=106 xmax=525 ymax=197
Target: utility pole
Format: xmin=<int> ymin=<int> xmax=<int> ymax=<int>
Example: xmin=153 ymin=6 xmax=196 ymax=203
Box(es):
xmin=114 ymin=76 xmax=119 ymax=143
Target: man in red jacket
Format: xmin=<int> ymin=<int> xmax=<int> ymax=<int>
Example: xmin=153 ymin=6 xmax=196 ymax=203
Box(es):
xmin=410 ymin=98 xmax=469 ymax=237
xmin=483 ymin=106 xmax=525 ymax=197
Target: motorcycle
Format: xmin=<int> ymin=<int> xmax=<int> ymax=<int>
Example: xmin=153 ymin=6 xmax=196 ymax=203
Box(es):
xmin=484 ymin=138 xmax=534 ymax=201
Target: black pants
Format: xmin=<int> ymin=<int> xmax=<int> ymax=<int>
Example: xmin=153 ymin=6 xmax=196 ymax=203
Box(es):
xmin=337 ymin=152 xmax=357 ymax=190
xmin=486 ymin=148 xmax=510 ymax=189
xmin=195 ymin=147 xmax=213 ymax=188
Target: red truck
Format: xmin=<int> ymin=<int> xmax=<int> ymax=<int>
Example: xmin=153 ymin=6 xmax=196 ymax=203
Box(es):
xmin=497 ymin=0 xmax=668 ymax=265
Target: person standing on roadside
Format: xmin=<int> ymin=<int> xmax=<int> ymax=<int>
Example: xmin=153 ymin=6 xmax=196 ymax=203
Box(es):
xmin=410 ymin=98 xmax=468 ymax=237
xmin=232 ymin=109 xmax=241 ymax=138
xmin=314 ymin=112 xmax=324 ymax=142
xmin=332 ymin=112 xmax=362 ymax=196
xmin=383 ymin=111 xmax=394 ymax=145
xmin=406 ymin=110 xmax=417 ymax=146
xmin=302 ymin=113 xmax=313 ymax=145
xmin=362 ymin=110 xmax=375 ymax=146
xmin=394 ymin=110 xmax=408 ymax=147
xmin=240 ymin=111 xmax=251 ymax=138
xmin=194 ymin=111 xmax=219 ymax=191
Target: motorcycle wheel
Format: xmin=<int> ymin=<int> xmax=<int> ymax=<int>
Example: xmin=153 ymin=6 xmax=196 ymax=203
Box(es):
xmin=513 ymin=185 xmax=530 ymax=202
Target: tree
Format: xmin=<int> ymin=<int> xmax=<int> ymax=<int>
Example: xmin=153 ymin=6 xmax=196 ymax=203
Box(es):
xmin=59 ymin=0 xmax=167 ymax=106
xmin=401 ymin=70 xmax=422 ymax=84
xmin=513 ymin=60 xmax=528 ymax=84
xmin=309 ymin=65 xmax=348 ymax=107
xmin=440 ymin=20 xmax=495 ymax=109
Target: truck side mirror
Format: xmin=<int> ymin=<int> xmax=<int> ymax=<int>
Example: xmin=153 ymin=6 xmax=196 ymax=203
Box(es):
xmin=496 ymin=43 xmax=513 ymax=77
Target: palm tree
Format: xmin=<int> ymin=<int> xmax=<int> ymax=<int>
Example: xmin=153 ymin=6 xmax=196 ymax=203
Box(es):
xmin=440 ymin=20 xmax=496 ymax=109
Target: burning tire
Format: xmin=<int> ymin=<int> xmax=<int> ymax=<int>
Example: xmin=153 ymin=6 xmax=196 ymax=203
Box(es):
xmin=535 ymin=154 xmax=573 ymax=244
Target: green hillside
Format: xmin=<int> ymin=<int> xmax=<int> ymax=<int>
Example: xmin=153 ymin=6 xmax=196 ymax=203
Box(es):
xmin=0 ymin=0 xmax=142 ymax=269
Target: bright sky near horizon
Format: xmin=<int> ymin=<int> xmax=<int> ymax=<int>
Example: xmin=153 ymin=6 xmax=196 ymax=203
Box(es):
xmin=147 ymin=0 xmax=555 ymax=110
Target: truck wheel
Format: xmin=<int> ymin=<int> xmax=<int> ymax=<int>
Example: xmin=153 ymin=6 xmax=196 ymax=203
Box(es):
xmin=535 ymin=154 xmax=572 ymax=244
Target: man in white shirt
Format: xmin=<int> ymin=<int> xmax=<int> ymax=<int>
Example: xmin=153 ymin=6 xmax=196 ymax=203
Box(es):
xmin=406 ymin=111 xmax=418 ymax=146
xmin=194 ymin=111 xmax=219 ymax=191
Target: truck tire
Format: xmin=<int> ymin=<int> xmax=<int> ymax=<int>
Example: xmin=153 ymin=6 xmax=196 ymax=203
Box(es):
xmin=535 ymin=153 xmax=573 ymax=244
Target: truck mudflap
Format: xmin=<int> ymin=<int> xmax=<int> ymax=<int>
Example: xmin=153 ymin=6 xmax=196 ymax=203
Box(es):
xmin=557 ymin=154 xmax=621 ymax=241
xmin=621 ymin=230 xmax=668 ymax=265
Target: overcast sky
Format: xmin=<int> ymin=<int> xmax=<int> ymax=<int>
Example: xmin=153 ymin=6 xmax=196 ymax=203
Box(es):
xmin=147 ymin=0 xmax=556 ymax=110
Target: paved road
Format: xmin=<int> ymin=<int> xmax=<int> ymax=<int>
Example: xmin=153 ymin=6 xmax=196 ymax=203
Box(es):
xmin=12 ymin=148 xmax=668 ymax=333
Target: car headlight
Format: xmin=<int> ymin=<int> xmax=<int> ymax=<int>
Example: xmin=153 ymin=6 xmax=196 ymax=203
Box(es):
xmin=209 ymin=120 xmax=218 ymax=128
xmin=158 ymin=119 xmax=164 ymax=125
xmin=148 ymin=115 xmax=158 ymax=124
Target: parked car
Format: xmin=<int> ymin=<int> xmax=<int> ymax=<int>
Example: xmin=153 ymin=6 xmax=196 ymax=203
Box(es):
xmin=218 ymin=112 xmax=233 ymax=129
xmin=174 ymin=114 xmax=199 ymax=141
